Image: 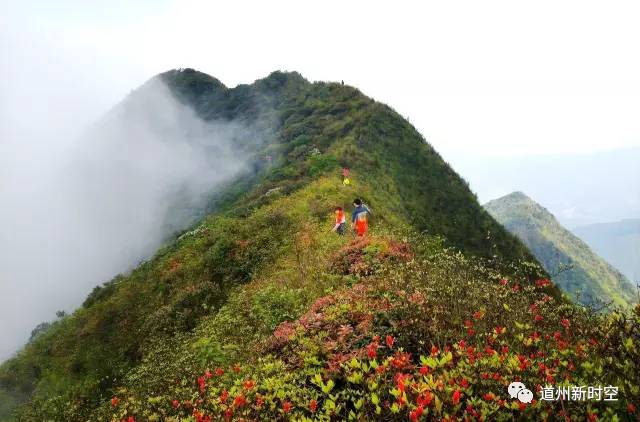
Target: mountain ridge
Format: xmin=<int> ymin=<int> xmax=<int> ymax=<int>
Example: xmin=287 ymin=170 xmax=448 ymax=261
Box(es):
xmin=485 ymin=191 xmax=636 ymax=308
xmin=0 ymin=68 xmax=542 ymax=419
xmin=3 ymin=70 xmax=639 ymax=421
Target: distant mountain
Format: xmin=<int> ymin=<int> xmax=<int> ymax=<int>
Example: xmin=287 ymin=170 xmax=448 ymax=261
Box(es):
xmin=485 ymin=192 xmax=637 ymax=308
xmin=450 ymin=147 xmax=640 ymax=228
xmin=573 ymin=219 xmax=640 ymax=284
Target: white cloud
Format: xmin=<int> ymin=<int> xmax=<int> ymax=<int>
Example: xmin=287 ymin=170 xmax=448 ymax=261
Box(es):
xmin=4 ymin=0 xmax=640 ymax=155
xmin=0 ymin=74 xmax=253 ymax=361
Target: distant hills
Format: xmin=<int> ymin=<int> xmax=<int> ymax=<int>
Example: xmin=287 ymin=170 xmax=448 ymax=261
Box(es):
xmin=573 ymin=219 xmax=640 ymax=284
xmin=485 ymin=192 xmax=637 ymax=308
xmin=451 ymin=147 xmax=640 ymax=228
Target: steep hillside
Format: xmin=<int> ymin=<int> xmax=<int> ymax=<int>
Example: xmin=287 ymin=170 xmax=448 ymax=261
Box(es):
xmin=485 ymin=192 xmax=637 ymax=308
xmin=0 ymin=69 xmax=539 ymax=420
xmin=1 ymin=71 xmax=638 ymax=421
xmin=574 ymin=219 xmax=640 ymax=283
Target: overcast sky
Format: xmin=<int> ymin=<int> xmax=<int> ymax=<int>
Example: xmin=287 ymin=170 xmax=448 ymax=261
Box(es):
xmin=2 ymin=0 xmax=640 ymax=359
xmin=3 ymin=0 xmax=640 ymax=157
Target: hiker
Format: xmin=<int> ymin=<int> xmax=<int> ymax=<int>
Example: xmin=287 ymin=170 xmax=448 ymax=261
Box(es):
xmin=332 ymin=206 xmax=346 ymax=235
xmin=342 ymin=167 xmax=351 ymax=186
xmin=351 ymin=198 xmax=372 ymax=237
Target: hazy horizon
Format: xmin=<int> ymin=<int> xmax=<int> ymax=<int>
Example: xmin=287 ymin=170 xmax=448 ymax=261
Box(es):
xmin=446 ymin=146 xmax=640 ymax=228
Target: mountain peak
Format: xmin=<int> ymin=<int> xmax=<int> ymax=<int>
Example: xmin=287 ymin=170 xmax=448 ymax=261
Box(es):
xmin=484 ymin=191 xmax=555 ymax=226
xmin=488 ymin=191 xmax=535 ymax=205
xmin=485 ymin=191 xmax=636 ymax=308
xmin=257 ymin=70 xmax=307 ymax=88
xmin=161 ymin=67 xmax=228 ymax=92
xmin=503 ymin=190 xmax=531 ymax=201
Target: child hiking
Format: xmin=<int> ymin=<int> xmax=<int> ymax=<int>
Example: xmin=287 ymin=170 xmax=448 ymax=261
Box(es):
xmin=342 ymin=167 xmax=351 ymax=186
xmin=351 ymin=198 xmax=372 ymax=237
xmin=332 ymin=206 xmax=346 ymax=235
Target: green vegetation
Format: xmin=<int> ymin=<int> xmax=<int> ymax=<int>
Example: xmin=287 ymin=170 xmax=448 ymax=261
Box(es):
xmin=0 ymin=70 xmax=637 ymax=421
xmin=102 ymin=238 xmax=640 ymax=421
xmin=485 ymin=191 xmax=638 ymax=309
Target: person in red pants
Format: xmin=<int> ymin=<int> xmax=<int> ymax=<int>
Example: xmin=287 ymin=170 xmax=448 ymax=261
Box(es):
xmin=351 ymin=198 xmax=372 ymax=236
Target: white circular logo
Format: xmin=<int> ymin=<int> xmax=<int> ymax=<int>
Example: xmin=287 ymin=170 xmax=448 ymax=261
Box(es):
xmin=508 ymin=381 xmax=526 ymax=399
xmin=517 ymin=388 xmax=534 ymax=403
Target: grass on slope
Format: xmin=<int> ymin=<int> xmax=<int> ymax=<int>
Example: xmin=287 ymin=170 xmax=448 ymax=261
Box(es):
xmin=3 ymin=172 xmax=408 ymax=421
xmin=101 ymin=235 xmax=640 ymax=421
xmin=1 ymin=70 xmax=543 ymax=421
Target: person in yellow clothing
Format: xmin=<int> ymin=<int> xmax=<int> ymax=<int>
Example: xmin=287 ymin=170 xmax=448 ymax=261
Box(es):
xmin=342 ymin=167 xmax=351 ymax=186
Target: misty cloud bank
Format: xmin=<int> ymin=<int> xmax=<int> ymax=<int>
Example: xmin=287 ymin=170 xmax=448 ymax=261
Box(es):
xmin=0 ymin=78 xmax=258 ymax=361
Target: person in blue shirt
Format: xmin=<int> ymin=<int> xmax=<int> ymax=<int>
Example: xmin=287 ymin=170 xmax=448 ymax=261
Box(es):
xmin=351 ymin=198 xmax=372 ymax=236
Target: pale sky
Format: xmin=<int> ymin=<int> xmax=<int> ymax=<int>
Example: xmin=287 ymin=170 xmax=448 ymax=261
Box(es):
xmin=3 ymin=0 xmax=640 ymax=158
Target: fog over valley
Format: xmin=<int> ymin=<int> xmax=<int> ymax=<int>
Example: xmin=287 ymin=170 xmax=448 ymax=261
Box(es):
xmin=0 ymin=77 xmax=256 ymax=361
